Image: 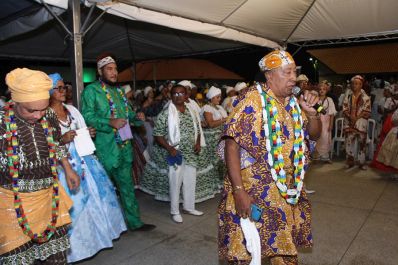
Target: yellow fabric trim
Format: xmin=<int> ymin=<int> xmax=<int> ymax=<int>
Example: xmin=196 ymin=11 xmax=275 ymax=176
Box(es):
xmin=0 ymin=184 xmax=72 ymax=255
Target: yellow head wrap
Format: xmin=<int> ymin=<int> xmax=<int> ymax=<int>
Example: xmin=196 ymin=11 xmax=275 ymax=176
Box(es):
xmin=5 ymin=68 xmax=52 ymax=103
xmin=258 ymin=50 xmax=295 ymax=72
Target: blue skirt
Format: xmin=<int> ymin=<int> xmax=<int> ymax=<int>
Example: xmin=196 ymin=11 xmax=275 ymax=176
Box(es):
xmin=58 ymin=143 xmax=127 ymax=263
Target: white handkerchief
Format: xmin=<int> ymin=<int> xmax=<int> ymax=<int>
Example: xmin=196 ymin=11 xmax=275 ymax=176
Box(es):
xmin=74 ymin=128 xmax=96 ymax=157
xmin=240 ymin=218 xmax=261 ymax=265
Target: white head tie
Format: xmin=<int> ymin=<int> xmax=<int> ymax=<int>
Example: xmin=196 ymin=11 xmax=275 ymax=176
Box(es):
xmin=234 ymin=82 xmax=247 ymax=92
xmin=144 ymin=86 xmax=153 ymax=97
xmin=178 ymin=80 xmax=192 ymax=89
xmin=206 ymin=86 xmax=221 ymax=99
xmin=97 ymin=56 xmax=116 ymax=69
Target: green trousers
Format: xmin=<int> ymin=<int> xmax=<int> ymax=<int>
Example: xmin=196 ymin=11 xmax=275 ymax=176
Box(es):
xmin=105 ymin=161 xmax=144 ymax=230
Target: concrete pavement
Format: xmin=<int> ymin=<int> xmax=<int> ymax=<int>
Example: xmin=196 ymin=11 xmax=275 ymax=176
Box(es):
xmin=78 ymin=160 xmax=398 ymax=265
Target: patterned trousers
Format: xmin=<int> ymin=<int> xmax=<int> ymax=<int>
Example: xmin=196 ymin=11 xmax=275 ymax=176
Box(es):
xmin=345 ymin=132 xmax=367 ymax=165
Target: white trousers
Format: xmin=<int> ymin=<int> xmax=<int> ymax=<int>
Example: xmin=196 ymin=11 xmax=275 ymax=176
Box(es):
xmin=169 ymin=161 xmax=197 ymax=215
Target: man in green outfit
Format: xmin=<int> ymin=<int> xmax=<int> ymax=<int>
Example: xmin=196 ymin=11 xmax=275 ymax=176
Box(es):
xmin=81 ymin=53 xmax=155 ymax=231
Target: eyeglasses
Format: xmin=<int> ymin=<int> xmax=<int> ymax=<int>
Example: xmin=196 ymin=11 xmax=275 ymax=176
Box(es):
xmin=172 ymin=92 xmax=186 ymax=97
xmin=54 ymin=86 xmax=67 ymax=91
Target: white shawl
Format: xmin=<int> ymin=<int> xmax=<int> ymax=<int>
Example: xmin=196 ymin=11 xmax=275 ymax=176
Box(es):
xmin=167 ymin=102 xmax=206 ymax=148
xmin=187 ymin=98 xmax=206 ymax=146
xmin=62 ymin=104 xmax=87 ymax=132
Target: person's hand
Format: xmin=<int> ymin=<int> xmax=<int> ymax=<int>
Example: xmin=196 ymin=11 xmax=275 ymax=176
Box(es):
xmin=136 ymin=112 xmax=145 ymax=121
xmin=62 ymin=130 xmax=76 ymax=144
xmin=233 ymin=189 xmax=253 ymax=219
xmin=65 ymin=169 xmax=80 ymax=191
xmin=299 ymin=90 xmax=319 ymax=116
xmin=109 ymin=118 xmax=127 ymax=129
xmin=88 ymin=127 xmax=96 ymax=138
xmin=167 ymin=146 xmax=178 ymax=157
xmin=193 ymin=142 xmax=201 ymax=154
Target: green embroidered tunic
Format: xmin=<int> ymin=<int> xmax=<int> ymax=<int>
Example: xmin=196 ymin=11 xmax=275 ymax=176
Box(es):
xmin=81 ymin=80 xmax=143 ymax=170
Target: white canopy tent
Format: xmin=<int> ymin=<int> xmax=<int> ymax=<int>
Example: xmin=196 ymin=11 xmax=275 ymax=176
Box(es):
xmin=44 ymin=0 xmax=398 ymax=47
xmin=2 ymin=0 xmax=398 ymax=107
xmin=4 ymin=0 xmax=398 ymax=60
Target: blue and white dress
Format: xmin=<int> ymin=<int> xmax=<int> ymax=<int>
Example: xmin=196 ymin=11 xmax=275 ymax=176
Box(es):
xmin=56 ymin=104 xmax=127 ymax=263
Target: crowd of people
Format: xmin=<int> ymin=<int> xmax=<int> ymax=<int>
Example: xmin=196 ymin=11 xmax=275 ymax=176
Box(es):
xmin=0 ymin=49 xmax=397 ymax=265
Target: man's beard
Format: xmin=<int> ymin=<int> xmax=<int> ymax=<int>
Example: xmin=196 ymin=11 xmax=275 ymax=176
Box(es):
xmin=101 ymin=76 xmax=117 ymax=87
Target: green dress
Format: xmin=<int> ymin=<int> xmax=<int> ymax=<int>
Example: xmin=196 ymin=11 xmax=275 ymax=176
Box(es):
xmin=201 ymin=104 xmax=228 ymax=189
xmin=81 ymin=80 xmax=144 ymax=230
xmin=140 ymin=103 xmax=219 ymax=202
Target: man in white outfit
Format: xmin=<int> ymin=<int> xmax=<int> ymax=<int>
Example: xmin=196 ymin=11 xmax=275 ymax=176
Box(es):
xmin=153 ymin=84 xmax=205 ymax=223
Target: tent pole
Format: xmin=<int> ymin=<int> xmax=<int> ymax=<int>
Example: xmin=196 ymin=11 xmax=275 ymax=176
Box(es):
xmin=82 ymin=8 xmax=108 ymax=37
xmin=132 ymin=63 xmax=136 ymax=89
xmin=124 ymin=19 xmax=136 ymax=89
xmin=40 ymin=0 xmax=72 ymax=36
xmin=69 ymin=0 xmax=84 ymax=110
xmin=80 ymin=4 xmax=96 ymax=33
xmin=291 ymin=45 xmax=304 ymax=57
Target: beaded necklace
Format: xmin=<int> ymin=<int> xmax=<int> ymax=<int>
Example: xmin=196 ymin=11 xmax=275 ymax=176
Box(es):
xmin=58 ymin=106 xmax=74 ymax=129
xmin=100 ymin=81 xmax=129 ymax=145
xmin=4 ymin=102 xmax=59 ymax=243
xmin=256 ymin=83 xmax=306 ymax=205
xmin=55 ymin=105 xmax=86 ymax=180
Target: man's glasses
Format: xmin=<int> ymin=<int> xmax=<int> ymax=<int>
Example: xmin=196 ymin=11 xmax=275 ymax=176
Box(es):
xmin=172 ymin=92 xmax=186 ymax=97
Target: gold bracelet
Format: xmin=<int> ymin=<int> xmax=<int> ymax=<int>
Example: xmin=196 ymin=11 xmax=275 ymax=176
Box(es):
xmin=232 ymin=185 xmax=244 ymax=193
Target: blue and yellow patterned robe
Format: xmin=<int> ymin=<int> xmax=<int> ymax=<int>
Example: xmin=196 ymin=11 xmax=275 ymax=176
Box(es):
xmin=218 ymin=84 xmax=313 ymax=262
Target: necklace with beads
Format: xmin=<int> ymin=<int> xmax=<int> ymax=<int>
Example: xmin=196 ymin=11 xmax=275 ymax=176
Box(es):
xmin=4 ymin=102 xmax=60 ymax=243
xmin=256 ymin=82 xmax=306 ymax=205
xmin=55 ymin=105 xmax=86 ymax=180
xmin=100 ymin=80 xmax=129 ymax=146
xmin=58 ymin=107 xmax=73 ymax=129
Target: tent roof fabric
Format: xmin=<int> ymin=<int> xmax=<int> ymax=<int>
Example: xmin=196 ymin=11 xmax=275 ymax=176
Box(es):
xmin=0 ymin=4 xmax=247 ymax=62
xmin=308 ymin=43 xmax=398 ymax=74
xmin=1 ymin=0 xmax=398 ymax=62
xmin=95 ymin=0 xmax=398 ymax=45
xmin=117 ymin=58 xmax=244 ymax=82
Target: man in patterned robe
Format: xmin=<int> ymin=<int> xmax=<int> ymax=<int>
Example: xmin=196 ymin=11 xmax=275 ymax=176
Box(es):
xmin=0 ymin=68 xmax=80 ymax=264
xmin=343 ymin=75 xmax=371 ymax=169
xmin=218 ymin=51 xmax=322 ymax=265
xmin=81 ymin=53 xmax=155 ymax=231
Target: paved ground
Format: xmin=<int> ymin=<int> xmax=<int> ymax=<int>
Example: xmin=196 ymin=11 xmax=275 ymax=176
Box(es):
xmin=78 ymin=159 xmax=398 ymax=265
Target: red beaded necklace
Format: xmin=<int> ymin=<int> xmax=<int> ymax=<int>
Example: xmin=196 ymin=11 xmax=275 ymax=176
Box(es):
xmin=4 ymin=102 xmax=60 ymax=243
